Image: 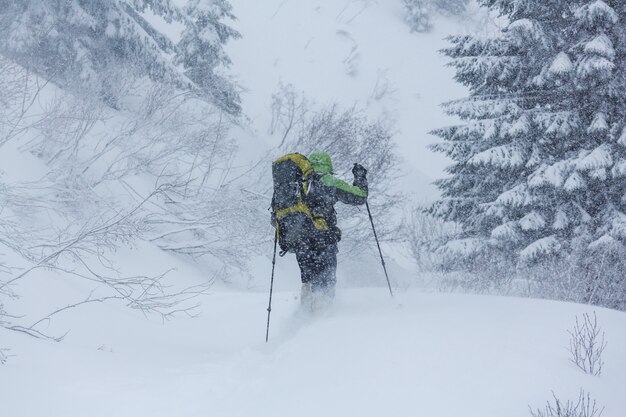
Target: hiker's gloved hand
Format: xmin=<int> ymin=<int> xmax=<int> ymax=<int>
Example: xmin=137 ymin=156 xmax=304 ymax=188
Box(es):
xmin=352 ymin=163 xmax=367 ymax=178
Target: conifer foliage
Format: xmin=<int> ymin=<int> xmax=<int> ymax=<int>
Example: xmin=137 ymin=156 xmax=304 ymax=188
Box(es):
xmin=404 ymin=0 xmax=433 ymax=33
xmin=431 ymin=0 xmax=626 ymax=308
xmin=403 ymin=0 xmax=469 ymax=33
xmin=176 ymin=0 xmax=241 ymax=114
xmin=0 ymin=0 xmax=239 ymax=113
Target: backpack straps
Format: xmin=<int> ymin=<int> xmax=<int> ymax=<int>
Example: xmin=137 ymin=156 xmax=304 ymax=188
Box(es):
xmin=274 ymin=200 xmax=329 ymax=231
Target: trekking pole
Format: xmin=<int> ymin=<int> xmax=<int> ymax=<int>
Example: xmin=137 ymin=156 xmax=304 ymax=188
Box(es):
xmin=366 ymin=201 xmax=394 ymax=297
xmin=265 ymin=230 xmax=279 ymax=342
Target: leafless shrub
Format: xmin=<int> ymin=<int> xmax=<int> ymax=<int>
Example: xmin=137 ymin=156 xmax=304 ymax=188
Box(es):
xmin=519 ymin=238 xmax=626 ymax=311
xmin=0 ymin=58 xmax=52 ymax=146
xmin=277 ymin=100 xmax=402 ymax=254
xmin=369 ymin=69 xmax=396 ymax=102
xmin=0 ymin=183 xmax=211 ymax=341
xmin=7 ymin=74 xmax=258 ymax=271
xmin=146 ymin=183 xmax=264 ymax=271
xmin=530 ymin=390 xmax=604 ymax=417
xmin=0 ymin=67 xmax=247 ymax=339
xmin=270 ymin=82 xmax=310 ymax=148
xmin=425 ymin=234 xmax=626 ymax=311
xmin=498 ymin=231 xmax=626 ymax=307
xmin=404 ymin=206 xmax=460 ymax=272
xmin=568 ymin=312 xmax=607 ymax=376
xmin=0 ymin=300 xmax=7 ymax=327
xmin=577 ymin=240 xmax=626 ymax=311
xmin=2 ymin=279 xmax=13 ymax=363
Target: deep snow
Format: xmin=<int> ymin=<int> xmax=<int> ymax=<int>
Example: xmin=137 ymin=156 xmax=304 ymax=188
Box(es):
xmin=2 ymin=288 xmax=626 ymax=417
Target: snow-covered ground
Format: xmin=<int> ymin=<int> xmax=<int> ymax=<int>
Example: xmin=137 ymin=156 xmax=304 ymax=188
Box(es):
xmin=3 ymin=287 xmax=626 ymax=417
xmin=3 ymin=1 xmax=626 ymax=416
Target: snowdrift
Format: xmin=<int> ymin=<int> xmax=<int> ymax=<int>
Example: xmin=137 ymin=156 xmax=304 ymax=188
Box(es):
xmin=2 ymin=288 xmax=625 ymax=417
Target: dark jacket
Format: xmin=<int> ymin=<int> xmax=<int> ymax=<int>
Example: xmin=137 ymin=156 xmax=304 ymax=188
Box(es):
xmin=306 ymin=152 xmax=368 ymax=244
xmin=307 ymin=172 xmax=368 ymax=233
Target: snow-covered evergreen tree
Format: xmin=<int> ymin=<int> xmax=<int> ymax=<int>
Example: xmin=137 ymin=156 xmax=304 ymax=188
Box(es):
xmin=176 ymin=0 xmax=241 ymax=114
xmin=403 ymin=0 xmax=469 ymax=33
xmin=433 ymin=0 xmax=470 ymax=17
xmin=404 ymin=0 xmax=433 ymax=33
xmin=431 ymin=0 xmax=626 ymax=308
xmin=0 ymin=0 xmax=240 ymax=112
xmin=0 ymin=1 xmax=180 ymax=105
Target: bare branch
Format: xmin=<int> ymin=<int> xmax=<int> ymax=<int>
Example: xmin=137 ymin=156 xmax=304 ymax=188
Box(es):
xmin=568 ymin=312 xmax=607 ymax=376
xmin=530 ymin=390 xmax=604 ymax=417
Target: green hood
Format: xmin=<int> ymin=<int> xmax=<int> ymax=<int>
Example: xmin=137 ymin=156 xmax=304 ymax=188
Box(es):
xmin=309 ymin=152 xmax=334 ymax=174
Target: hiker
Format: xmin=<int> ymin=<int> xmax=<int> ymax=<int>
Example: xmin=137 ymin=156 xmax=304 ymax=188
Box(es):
xmin=271 ymin=152 xmax=368 ymax=311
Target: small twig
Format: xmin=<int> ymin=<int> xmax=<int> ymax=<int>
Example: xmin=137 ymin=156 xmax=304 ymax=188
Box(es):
xmin=5 ymin=325 xmax=67 ymax=342
xmin=28 ymin=294 xmax=121 ymax=330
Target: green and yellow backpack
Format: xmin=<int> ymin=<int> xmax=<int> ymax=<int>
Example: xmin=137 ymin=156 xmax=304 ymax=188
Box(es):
xmin=271 ymin=153 xmax=328 ymax=253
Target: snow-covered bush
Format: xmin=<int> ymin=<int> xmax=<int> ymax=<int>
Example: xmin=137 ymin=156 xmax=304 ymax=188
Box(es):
xmin=0 ymin=0 xmax=253 ymax=342
xmin=271 ymin=85 xmax=402 ymax=254
xmin=0 ymin=173 xmax=211 ymax=340
xmin=0 ymin=56 xmax=253 ymax=339
xmin=430 ymin=0 xmax=626 ymax=310
xmin=404 ymin=208 xmax=460 ymax=272
xmin=530 ymin=390 xmax=604 ymax=417
xmin=568 ymin=313 xmax=607 ymax=376
xmin=291 ymin=108 xmax=400 ymax=253
xmin=269 ymin=82 xmax=311 ymax=148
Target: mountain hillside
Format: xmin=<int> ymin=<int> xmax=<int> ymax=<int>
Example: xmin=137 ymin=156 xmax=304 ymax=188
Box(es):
xmin=2 ymin=2 xmax=625 ymax=417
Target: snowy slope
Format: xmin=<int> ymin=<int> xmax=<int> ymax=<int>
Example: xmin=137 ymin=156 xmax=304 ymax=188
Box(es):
xmin=3 ymin=2 xmax=625 ymax=417
xmin=226 ymin=0 xmax=469 ymax=199
xmin=2 ymin=288 xmax=626 ymax=417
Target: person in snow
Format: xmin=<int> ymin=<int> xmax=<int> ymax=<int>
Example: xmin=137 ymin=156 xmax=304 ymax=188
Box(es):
xmin=297 ymin=152 xmax=368 ymax=310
